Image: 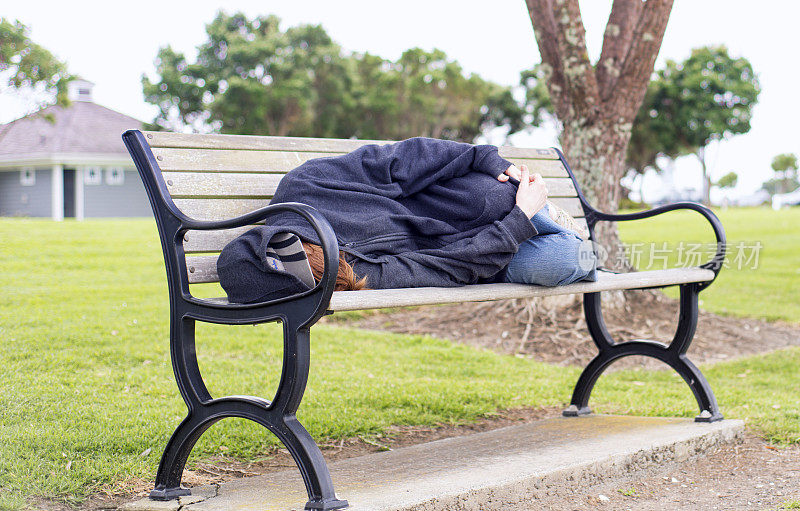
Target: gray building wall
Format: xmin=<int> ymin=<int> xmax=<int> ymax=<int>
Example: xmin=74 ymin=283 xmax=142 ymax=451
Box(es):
xmin=0 ymin=168 xmax=52 ymax=217
xmin=83 ymin=169 xmax=152 ymax=217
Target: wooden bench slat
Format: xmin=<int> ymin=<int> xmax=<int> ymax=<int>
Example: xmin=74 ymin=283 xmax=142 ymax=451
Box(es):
xmin=153 ymin=148 xmax=336 ymax=172
xmin=146 ymin=132 xmax=392 ymax=152
xmin=163 ymin=172 xmax=577 ymax=199
xmin=164 ymin=172 xmax=284 ymax=197
xmin=501 ymin=158 xmax=568 ymax=177
xmin=328 ymin=268 xmax=715 ymax=310
xmin=183 ymin=214 xmax=589 ymax=254
xmin=183 ymin=226 xmax=256 ymax=253
xmin=500 ymin=147 xmax=560 ymax=159
xmin=144 ymin=131 xmax=561 ymax=160
xmin=173 ymin=198 xmax=267 ymax=221
xmin=152 ymin=147 xmax=568 ymax=176
xmin=195 ymin=268 xmax=715 ymax=308
xmin=185 ymin=254 xmax=223 ymax=282
xmin=173 ymin=196 xmax=584 ymax=223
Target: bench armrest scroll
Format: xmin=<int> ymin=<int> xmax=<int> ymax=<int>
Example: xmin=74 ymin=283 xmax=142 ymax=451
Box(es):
xmin=590 ymin=201 xmax=726 ymax=290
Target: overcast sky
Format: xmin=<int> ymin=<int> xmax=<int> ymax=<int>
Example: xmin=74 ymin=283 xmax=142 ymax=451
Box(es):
xmin=1 ymin=1 xmax=797 ymax=202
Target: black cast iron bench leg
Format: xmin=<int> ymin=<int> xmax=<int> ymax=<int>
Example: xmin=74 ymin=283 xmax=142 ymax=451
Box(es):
xmin=149 ymin=316 xmax=348 ymax=510
xmin=563 ymin=283 xmax=723 ymax=422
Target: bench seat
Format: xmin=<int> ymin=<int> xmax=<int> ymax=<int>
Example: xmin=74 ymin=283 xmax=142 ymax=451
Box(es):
xmin=202 ymin=267 xmax=714 ymax=311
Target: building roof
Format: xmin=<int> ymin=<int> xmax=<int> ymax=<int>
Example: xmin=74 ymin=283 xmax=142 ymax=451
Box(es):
xmin=0 ymin=100 xmax=143 ymax=159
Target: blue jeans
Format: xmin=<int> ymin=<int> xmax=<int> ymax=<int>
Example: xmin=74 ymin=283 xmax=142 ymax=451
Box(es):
xmin=503 ymin=204 xmax=598 ymax=286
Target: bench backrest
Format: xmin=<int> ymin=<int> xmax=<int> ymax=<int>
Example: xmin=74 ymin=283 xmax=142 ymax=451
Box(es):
xmin=140 ymin=131 xmax=588 ymax=286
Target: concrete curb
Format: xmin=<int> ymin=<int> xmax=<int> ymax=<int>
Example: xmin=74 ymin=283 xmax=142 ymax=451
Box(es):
xmin=120 ymin=415 xmax=745 ymax=511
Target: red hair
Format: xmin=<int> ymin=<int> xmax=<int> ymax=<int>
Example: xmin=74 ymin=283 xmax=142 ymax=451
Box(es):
xmin=301 ymin=242 xmax=368 ymax=291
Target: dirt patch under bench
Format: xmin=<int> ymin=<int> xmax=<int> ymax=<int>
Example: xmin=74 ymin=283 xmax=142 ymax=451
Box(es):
xmin=340 ymin=289 xmax=800 ymax=369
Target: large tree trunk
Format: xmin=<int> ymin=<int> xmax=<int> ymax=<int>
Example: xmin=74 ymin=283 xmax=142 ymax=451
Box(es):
xmin=560 ymin=117 xmax=633 ymax=268
xmin=525 ymin=0 xmax=674 ymax=271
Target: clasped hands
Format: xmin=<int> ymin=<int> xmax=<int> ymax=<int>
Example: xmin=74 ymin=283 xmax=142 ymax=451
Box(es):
xmin=498 ymin=164 xmax=548 ymax=218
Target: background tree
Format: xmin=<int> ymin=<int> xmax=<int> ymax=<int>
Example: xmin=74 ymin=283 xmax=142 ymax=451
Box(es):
xmin=622 ymin=46 xmax=758 ymax=206
xmin=389 ymin=48 xmax=524 ymax=141
xmin=343 ymin=52 xmax=402 ymax=140
xmin=644 ymin=46 xmax=759 ymax=205
xmin=715 ymin=171 xmax=738 ymax=191
xmin=524 ymin=0 xmax=674 ymax=268
xmin=622 ymin=71 xmax=694 ymax=202
xmin=143 ymin=13 xmax=351 ymax=136
xmin=519 ymin=63 xmax=555 ymax=129
xmin=762 ymin=153 xmax=799 ymax=195
xmin=771 ymin=153 xmax=798 ymax=193
xmin=0 ymin=18 xmax=70 ymax=107
xmin=143 ymin=12 xmax=524 ymax=142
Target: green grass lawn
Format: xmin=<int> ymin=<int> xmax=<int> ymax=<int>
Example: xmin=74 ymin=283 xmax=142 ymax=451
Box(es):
xmin=617 ymin=206 xmax=800 ymax=323
xmin=0 ymin=211 xmax=798 ymax=509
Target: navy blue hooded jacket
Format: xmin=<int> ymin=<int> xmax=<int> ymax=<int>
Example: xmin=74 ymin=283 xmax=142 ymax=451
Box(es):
xmin=217 ymin=137 xmax=538 ymax=304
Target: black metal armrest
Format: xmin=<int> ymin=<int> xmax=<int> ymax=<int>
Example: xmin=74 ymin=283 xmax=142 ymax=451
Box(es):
xmin=587 ymin=201 xmax=726 ymax=291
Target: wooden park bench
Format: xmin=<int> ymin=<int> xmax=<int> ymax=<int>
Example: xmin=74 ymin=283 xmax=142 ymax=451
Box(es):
xmin=123 ymin=130 xmax=727 ymax=510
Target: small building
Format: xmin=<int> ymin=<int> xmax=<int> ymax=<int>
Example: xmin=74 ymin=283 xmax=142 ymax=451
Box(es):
xmin=0 ymin=80 xmax=151 ymax=220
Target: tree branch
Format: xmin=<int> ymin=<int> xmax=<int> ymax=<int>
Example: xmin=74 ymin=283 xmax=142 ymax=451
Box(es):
xmin=605 ymin=0 xmax=674 ymax=120
xmin=596 ymin=0 xmax=643 ymax=100
xmin=525 ymin=0 xmax=567 ymax=110
xmin=547 ymin=0 xmax=600 ymax=120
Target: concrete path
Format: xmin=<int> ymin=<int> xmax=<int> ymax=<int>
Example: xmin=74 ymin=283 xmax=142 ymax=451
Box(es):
xmin=120 ymin=415 xmax=744 ymax=511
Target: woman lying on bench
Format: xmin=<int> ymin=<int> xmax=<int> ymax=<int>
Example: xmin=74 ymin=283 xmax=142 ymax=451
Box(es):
xmin=217 ymin=137 xmax=597 ymax=303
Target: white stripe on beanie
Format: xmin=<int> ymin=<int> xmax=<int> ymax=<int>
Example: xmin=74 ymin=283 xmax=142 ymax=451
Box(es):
xmin=266 ymin=232 xmax=316 ymax=288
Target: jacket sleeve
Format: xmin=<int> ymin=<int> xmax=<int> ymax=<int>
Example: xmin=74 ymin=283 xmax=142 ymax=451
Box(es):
xmin=360 ymin=137 xmax=513 ymax=197
xmin=353 ymin=205 xmax=537 ymax=288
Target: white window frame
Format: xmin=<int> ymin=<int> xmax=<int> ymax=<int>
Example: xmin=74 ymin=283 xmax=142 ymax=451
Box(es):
xmin=106 ymin=167 xmax=125 ymax=185
xmin=84 ymin=166 xmax=102 ymax=185
xmin=20 ymin=167 xmax=36 ymax=186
